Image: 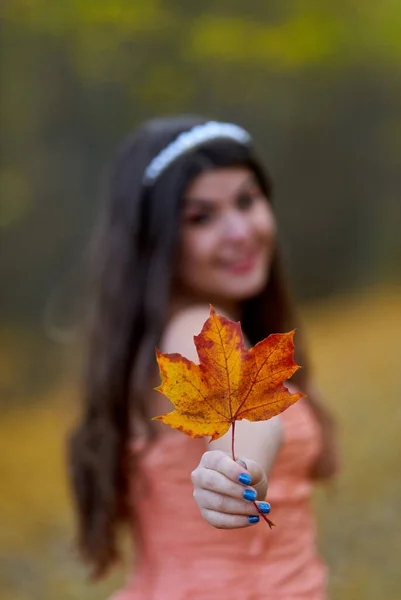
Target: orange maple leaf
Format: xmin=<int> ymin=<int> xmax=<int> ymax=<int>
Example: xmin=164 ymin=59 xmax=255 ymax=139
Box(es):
xmin=154 ymin=306 xmax=304 ymax=441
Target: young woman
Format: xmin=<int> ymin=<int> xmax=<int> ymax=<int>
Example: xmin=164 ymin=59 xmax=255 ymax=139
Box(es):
xmin=68 ymin=116 xmax=339 ymax=600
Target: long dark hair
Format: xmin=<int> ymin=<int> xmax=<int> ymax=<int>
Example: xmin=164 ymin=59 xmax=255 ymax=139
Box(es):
xmin=68 ymin=115 xmax=309 ymax=578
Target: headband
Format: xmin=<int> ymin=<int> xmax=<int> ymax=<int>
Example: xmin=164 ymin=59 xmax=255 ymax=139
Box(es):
xmin=143 ymin=121 xmax=252 ymax=185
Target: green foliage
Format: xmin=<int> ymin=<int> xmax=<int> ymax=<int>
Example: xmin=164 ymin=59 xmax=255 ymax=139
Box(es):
xmin=0 ymin=0 xmax=400 ymax=320
xmin=3 ymin=0 xmax=401 ymax=70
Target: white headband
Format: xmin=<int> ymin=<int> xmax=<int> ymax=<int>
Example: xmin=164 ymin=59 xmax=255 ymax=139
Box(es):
xmin=143 ymin=121 xmax=252 ymax=185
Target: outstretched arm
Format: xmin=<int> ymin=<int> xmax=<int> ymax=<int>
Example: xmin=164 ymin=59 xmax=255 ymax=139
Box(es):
xmin=161 ymin=306 xmax=284 ymax=528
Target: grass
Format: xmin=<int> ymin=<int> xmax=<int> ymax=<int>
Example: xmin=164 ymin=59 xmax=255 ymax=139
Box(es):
xmin=1 ymin=285 xmax=400 ymax=600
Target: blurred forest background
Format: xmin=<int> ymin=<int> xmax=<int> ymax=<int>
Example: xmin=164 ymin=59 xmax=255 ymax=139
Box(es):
xmin=1 ymin=1 xmax=400 ymax=599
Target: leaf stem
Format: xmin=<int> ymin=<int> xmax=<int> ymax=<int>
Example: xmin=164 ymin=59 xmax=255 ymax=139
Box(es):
xmin=255 ymin=506 xmax=275 ymax=528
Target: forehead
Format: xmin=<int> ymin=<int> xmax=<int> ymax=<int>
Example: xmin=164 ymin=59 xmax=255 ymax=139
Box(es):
xmin=184 ymin=167 xmax=256 ymax=201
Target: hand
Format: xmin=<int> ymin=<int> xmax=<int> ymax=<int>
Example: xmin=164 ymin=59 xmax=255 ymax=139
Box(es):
xmin=191 ymin=450 xmax=270 ymax=529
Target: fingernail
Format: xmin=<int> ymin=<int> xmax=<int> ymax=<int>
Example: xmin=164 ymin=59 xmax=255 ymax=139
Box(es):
xmin=238 ymin=473 xmax=252 ymax=486
xmin=258 ymin=502 xmax=271 ymax=514
xmin=243 ymin=489 xmax=257 ymax=502
xmin=248 ymin=515 xmax=260 ymax=524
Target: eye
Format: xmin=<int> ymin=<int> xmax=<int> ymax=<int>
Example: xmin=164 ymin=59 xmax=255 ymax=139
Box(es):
xmin=237 ymin=192 xmax=255 ymax=210
xmin=185 ymin=211 xmax=213 ymax=226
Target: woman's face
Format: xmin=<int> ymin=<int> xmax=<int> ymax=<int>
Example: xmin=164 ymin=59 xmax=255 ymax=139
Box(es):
xmin=178 ymin=167 xmax=276 ymax=304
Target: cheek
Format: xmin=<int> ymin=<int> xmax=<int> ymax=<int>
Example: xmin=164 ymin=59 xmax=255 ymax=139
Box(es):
xmin=179 ymin=229 xmax=215 ymax=274
xmin=253 ymin=204 xmax=277 ymax=244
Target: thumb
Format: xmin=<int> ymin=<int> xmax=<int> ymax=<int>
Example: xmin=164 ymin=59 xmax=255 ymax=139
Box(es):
xmin=235 ymin=458 xmax=248 ymax=470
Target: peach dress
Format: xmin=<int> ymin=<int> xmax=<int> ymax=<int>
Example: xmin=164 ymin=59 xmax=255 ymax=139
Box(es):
xmin=110 ymin=399 xmax=327 ymax=600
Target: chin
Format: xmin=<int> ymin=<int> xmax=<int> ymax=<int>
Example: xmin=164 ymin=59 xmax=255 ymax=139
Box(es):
xmin=234 ymin=286 xmax=266 ymax=301
xmin=223 ymin=273 xmax=269 ymax=302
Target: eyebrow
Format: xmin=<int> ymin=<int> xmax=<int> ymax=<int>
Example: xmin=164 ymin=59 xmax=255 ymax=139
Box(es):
xmin=183 ymin=175 xmax=259 ymax=207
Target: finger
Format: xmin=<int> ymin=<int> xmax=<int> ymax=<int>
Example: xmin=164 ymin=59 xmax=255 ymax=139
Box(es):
xmin=198 ymin=451 xmax=254 ymax=486
xmin=237 ymin=457 xmax=265 ymax=487
xmin=201 ymin=508 xmax=261 ymax=529
xmin=192 ymin=468 xmax=257 ymax=501
xmin=195 ymin=489 xmax=271 ymax=517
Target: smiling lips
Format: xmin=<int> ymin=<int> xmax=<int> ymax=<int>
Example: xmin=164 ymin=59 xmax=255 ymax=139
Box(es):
xmin=222 ymin=250 xmax=262 ymax=275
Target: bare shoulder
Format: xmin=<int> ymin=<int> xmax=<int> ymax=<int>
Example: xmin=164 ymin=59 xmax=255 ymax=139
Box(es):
xmin=160 ymin=304 xmax=212 ymax=362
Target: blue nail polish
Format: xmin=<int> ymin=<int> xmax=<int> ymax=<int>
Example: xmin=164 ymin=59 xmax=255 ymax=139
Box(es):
xmin=238 ymin=473 xmax=252 ymax=486
xmin=243 ymin=489 xmax=257 ymax=502
xmin=258 ymin=502 xmax=271 ymax=514
xmin=248 ymin=515 xmax=260 ymax=524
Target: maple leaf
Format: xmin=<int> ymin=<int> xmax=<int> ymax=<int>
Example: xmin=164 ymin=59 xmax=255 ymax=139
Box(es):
xmin=154 ymin=306 xmax=304 ymax=441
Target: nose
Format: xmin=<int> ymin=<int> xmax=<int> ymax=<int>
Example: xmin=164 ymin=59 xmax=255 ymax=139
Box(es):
xmin=222 ymin=210 xmax=250 ymax=242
